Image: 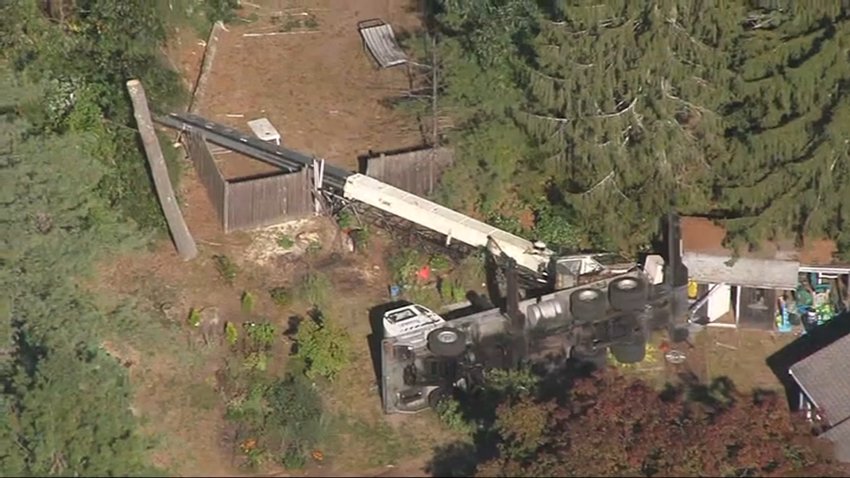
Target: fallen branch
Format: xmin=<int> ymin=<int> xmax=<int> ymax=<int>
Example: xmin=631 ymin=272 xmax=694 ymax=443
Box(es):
xmin=522 ymin=111 xmax=570 ymax=123
xmin=592 ymin=96 xmax=639 ymax=118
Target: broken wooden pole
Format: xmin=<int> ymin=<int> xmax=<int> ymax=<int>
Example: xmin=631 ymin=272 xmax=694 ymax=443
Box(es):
xmin=174 ymin=21 xmax=226 ymax=147
xmin=189 ymin=20 xmax=225 ymax=115
xmin=127 ymin=79 xmax=199 ymax=261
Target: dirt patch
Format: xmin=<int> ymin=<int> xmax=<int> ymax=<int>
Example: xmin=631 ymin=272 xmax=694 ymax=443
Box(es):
xmin=243 ymin=217 xmax=334 ymax=267
xmin=198 ymin=0 xmax=426 ymax=177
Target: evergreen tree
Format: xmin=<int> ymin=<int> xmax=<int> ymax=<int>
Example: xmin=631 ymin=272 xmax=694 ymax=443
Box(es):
xmin=717 ymin=3 xmax=850 ymax=254
xmin=520 ymin=0 xmax=741 ymax=251
xmin=432 ymin=0 xmax=850 ymax=256
xmin=430 ymin=0 xmax=541 ymax=219
xmin=0 ymin=67 xmax=155 ymax=476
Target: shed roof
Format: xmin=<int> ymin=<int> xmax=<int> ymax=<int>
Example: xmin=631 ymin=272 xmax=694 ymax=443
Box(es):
xmin=682 ymin=252 xmax=800 ymax=289
xmin=789 ymin=333 xmax=850 ymax=427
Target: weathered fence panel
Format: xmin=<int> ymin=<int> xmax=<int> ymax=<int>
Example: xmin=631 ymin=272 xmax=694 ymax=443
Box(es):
xmin=185 ymin=131 xmax=227 ymax=226
xmin=225 ymin=168 xmax=313 ymax=232
xmin=364 ymin=147 xmax=453 ymax=196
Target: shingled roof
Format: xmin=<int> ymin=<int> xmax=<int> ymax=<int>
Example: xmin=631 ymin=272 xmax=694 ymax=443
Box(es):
xmin=790 ymin=333 xmax=850 ymax=426
xmin=821 ymin=420 xmax=850 ymax=463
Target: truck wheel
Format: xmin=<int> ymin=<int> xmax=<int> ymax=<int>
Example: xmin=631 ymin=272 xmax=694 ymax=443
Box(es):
xmin=428 ymin=387 xmax=451 ymax=409
xmin=427 ymin=327 xmax=467 ymax=357
xmin=608 ymin=277 xmax=648 ymax=311
xmin=570 ymin=288 xmax=607 ymax=323
xmin=611 ymin=340 xmax=647 ymax=364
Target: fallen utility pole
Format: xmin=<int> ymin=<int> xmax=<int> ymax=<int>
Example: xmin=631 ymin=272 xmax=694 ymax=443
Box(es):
xmin=127 ymin=79 xmax=199 ymax=261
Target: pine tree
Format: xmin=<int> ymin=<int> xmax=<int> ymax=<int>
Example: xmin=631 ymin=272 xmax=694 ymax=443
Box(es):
xmin=0 ymin=67 xmax=155 ymax=476
xmin=518 ymin=1 xmax=743 ymax=251
xmin=430 ymin=0 xmax=540 ymax=218
xmin=717 ymin=3 xmax=850 ymax=254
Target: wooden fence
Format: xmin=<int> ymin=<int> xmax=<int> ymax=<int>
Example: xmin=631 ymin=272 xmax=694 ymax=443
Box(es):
xmin=184 ymin=132 xmax=313 ymax=233
xmin=185 ymin=131 xmax=227 ymax=223
xmin=226 ymin=169 xmax=312 ymax=232
xmin=362 ymin=146 xmax=453 ymax=196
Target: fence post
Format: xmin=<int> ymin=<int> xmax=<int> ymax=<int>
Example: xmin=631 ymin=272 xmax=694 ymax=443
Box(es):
xmin=312 ymin=158 xmax=325 ymax=215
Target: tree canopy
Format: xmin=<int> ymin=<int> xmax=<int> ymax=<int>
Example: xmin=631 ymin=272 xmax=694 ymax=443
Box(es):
xmin=429 ymin=0 xmax=850 ymax=256
xmin=0 ymin=66 xmax=155 ymax=476
xmin=476 ymin=373 xmax=847 ymax=477
xmin=0 ymin=1 xmax=237 ymax=474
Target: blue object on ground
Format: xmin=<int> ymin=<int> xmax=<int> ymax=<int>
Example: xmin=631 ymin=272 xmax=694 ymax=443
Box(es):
xmin=389 ymin=284 xmax=401 ymax=299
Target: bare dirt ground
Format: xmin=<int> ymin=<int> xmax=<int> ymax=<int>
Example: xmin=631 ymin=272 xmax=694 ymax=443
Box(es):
xmin=198 ymin=0 xmax=426 ymax=179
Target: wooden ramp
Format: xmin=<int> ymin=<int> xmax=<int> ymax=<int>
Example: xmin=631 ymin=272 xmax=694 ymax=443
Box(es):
xmin=358 ymin=19 xmax=408 ymax=68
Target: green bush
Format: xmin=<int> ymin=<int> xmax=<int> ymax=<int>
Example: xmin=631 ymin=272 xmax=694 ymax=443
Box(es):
xmin=336 ymin=209 xmax=356 ymax=229
xmin=294 ymin=311 xmax=351 ymax=381
xmin=187 ymin=308 xmax=202 ymax=327
xmin=429 ymin=253 xmax=452 ymax=272
xmin=439 ymin=279 xmax=466 ymax=303
xmin=244 ymin=321 xmax=277 ymax=352
xmin=223 ymin=367 xmax=325 ymax=470
xmin=294 ymin=272 xmax=331 ymax=308
xmin=435 ymin=398 xmax=474 ymax=434
xmin=351 ymin=228 xmax=370 ymax=251
xmin=241 ymin=291 xmax=256 ymax=315
xmin=214 ymin=255 xmax=238 ymax=285
xmin=269 ymin=287 xmax=292 ymax=307
xmin=281 ymin=447 xmax=308 ymax=469
xmin=243 ymin=351 xmax=268 ymax=372
xmin=388 ymin=248 xmax=425 ymax=284
xmin=225 ymin=322 xmax=239 ymax=346
xmin=276 ymin=234 xmax=295 ymax=249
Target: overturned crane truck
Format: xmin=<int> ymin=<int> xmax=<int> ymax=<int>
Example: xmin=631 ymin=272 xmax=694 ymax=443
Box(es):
xmin=380 ymin=213 xmax=691 ymax=414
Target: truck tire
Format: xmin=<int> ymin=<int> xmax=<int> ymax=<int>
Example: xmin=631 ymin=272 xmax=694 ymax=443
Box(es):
xmin=428 ymin=387 xmax=451 ymax=409
xmin=427 ymin=327 xmax=467 ymax=357
xmin=608 ymin=277 xmax=648 ymax=311
xmin=611 ymin=340 xmax=647 ymax=364
xmin=570 ymin=288 xmax=606 ymax=323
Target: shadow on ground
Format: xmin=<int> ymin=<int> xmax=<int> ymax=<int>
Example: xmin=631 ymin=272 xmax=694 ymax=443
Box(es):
xmin=766 ymin=313 xmax=850 ymax=410
xmin=367 ymin=300 xmax=413 ymax=399
xmin=424 ymin=441 xmax=479 ymax=477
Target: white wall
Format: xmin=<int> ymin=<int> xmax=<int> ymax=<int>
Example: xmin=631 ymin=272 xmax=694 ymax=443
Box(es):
xmin=706 ymin=283 xmax=732 ymax=322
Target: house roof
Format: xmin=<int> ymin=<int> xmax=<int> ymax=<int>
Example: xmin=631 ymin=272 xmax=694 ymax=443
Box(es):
xmin=680 ymin=217 xmax=840 ymax=266
xmin=821 ymin=419 xmax=850 ymax=463
xmin=790 ymin=333 xmax=850 ymax=426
